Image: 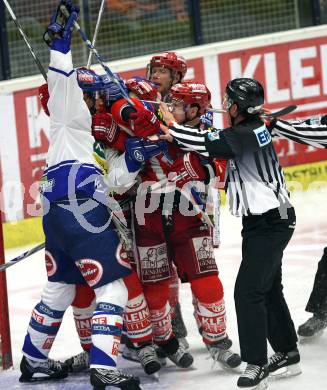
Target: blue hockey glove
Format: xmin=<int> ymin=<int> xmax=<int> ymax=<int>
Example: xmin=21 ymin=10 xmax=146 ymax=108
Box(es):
xmin=100 ymin=74 xmax=129 ymax=104
xmin=200 ymin=111 xmax=213 ymax=130
xmin=77 ymin=68 xmax=128 ymax=108
xmin=124 ymin=138 xmax=168 ymax=172
xmin=44 ymin=0 xmax=79 ymax=54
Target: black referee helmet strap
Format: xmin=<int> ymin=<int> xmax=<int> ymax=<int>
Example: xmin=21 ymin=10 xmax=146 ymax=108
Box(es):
xmin=226 ymin=78 xmax=264 ymax=114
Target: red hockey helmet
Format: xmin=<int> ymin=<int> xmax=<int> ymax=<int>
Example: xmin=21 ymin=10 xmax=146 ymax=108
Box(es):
xmin=147 ymin=52 xmax=187 ymax=81
xmin=167 ymin=82 xmax=211 ymax=115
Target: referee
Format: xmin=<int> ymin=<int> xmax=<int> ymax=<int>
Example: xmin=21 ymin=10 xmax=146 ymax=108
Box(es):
xmin=159 ymin=78 xmax=301 ymax=389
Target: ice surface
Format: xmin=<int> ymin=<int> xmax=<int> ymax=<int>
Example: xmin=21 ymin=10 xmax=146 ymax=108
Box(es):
xmin=1 ymin=189 xmax=327 ymax=389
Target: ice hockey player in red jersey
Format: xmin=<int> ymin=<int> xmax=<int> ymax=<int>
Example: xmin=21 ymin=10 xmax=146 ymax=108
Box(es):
xmin=129 ymin=81 xmax=241 ymax=369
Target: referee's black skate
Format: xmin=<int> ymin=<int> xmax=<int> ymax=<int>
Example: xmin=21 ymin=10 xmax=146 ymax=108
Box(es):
xmin=268 ymin=348 xmax=301 ymax=379
xmin=19 ymin=355 xmax=68 ymax=382
xmin=90 ymin=368 xmax=141 ymax=390
xmin=297 ymin=314 xmax=327 ymax=338
xmin=237 ymin=364 xmax=269 ymax=389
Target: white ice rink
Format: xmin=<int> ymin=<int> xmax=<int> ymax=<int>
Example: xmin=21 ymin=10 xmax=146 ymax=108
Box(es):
xmin=1 ymin=188 xmax=327 ymax=390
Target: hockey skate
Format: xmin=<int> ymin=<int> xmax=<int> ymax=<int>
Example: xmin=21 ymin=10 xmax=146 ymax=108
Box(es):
xmin=297 ymin=314 xmax=327 ymax=338
xmin=209 ymin=338 xmax=242 ymax=369
xmin=159 ymin=337 xmax=194 ymax=368
xmin=237 ymin=364 xmax=269 ymax=389
xmin=64 ymin=350 xmax=90 ymax=372
xmin=128 ymin=342 xmax=162 ymax=375
xmin=19 ymin=355 xmax=68 ymax=382
xmin=90 ymin=367 xmax=141 ymax=390
xmin=268 ymin=348 xmax=301 ymax=379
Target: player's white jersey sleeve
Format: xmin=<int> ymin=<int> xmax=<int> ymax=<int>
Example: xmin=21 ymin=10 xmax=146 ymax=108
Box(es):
xmin=105 ymin=148 xmax=138 ymax=193
xmin=41 ymin=49 xmax=103 ymax=202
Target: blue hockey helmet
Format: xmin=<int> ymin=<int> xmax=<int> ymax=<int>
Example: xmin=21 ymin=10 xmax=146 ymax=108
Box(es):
xmin=76 ymin=67 xmax=128 ymax=105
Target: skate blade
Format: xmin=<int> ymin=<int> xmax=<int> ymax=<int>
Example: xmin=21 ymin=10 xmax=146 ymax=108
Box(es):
xmin=269 ymin=363 xmax=302 ymax=380
xmin=218 ymin=361 xmax=242 ymax=373
xmin=19 ymin=373 xmax=68 ymax=383
xmin=150 ymin=372 xmax=160 ymax=381
xmin=238 ymin=378 xmax=268 ymax=390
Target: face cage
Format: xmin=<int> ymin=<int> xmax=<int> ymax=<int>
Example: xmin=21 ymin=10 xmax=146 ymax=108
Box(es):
xmin=168 ymin=98 xmax=192 ymax=115
xmin=147 ymin=63 xmax=180 ymax=82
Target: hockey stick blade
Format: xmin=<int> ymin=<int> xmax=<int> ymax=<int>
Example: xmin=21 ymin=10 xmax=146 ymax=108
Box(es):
xmin=262 ymin=105 xmax=297 ymax=118
xmin=0 ymin=242 xmax=45 ymax=272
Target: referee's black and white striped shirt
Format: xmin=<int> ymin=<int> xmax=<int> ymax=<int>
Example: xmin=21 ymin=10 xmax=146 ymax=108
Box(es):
xmin=271 ymin=116 xmax=327 ymax=149
xmin=169 ymin=117 xmax=291 ymax=217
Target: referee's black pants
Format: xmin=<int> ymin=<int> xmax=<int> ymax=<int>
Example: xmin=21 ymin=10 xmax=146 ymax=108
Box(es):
xmin=234 ymin=207 xmax=298 ymax=365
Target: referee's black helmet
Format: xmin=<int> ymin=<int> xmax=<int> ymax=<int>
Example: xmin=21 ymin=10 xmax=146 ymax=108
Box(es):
xmin=225 ymin=78 xmax=264 ymax=115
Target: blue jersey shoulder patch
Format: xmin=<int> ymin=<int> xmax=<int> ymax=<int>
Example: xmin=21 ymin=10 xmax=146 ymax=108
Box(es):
xmin=253 ymin=125 xmax=271 ymax=147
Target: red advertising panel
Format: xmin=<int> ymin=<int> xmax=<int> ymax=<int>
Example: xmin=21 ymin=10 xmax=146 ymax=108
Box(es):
xmin=9 ymin=39 xmax=327 ymax=219
xmin=13 ymin=88 xmax=49 ymax=218
xmin=218 ymin=36 xmax=327 ymax=166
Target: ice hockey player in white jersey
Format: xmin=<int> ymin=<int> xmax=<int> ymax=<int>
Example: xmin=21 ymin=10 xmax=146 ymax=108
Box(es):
xmin=20 ymin=2 xmax=165 ymax=389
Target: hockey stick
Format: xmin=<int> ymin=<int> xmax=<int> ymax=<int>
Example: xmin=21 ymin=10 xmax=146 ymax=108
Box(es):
xmin=142 ymin=101 xmax=297 ymax=119
xmin=207 ymin=105 xmax=297 ymax=118
xmin=261 ymin=105 xmax=297 ymax=118
xmin=146 ymin=172 xmax=214 ymax=228
xmin=60 ymin=5 xmax=135 ymax=107
xmin=0 ymin=242 xmax=45 ymax=272
xmin=2 ymin=0 xmax=47 ymax=80
xmin=86 ymin=0 xmax=105 ymax=69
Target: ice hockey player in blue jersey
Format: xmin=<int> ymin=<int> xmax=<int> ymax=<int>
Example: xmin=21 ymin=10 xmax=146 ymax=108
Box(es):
xmin=19 ymin=1 xmax=165 ymax=389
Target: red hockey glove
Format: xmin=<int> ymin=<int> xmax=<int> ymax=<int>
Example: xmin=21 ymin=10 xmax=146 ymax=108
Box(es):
xmin=129 ymin=106 xmax=161 ymax=138
xmin=38 ymin=83 xmax=50 ymax=116
xmin=92 ymin=112 xmax=119 ymax=147
xmin=125 ymin=77 xmax=160 ymax=102
xmin=170 ymin=152 xmax=208 ymax=187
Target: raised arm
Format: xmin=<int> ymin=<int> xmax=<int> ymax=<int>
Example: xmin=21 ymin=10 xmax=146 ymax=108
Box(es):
xmin=46 ymin=2 xmax=91 ymax=133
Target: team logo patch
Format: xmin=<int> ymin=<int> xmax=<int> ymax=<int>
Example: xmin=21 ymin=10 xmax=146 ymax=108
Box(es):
xmin=133 ymin=150 xmax=145 ymax=162
xmin=42 ymin=337 xmax=55 ymax=350
xmin=112 ymin=339 xmax=120 ymax=356
xmin=116 ymin=242 xmax=132 ymax=269
xmin=45 ymin=251 xmax=57 ymax=277
xmin=253 ymin=125 xmax=271 ymax=147
xmin=208 ymin=130 xmax=221 ymax=141
xmin=192 ymin=237 xmax=217 ymax=273
xmin=138 ymin=244 xmax=171 ymax=283
xmin=39 ymin=177 xmax=55 ymax=193
xmin=76 ymin=259 xmax=103 ymax=287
